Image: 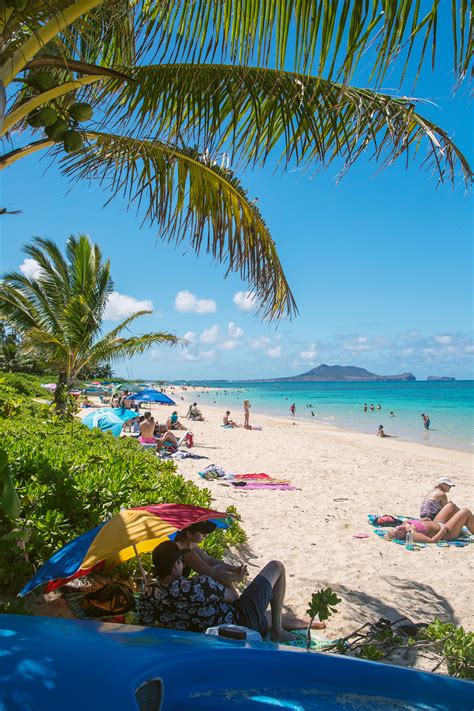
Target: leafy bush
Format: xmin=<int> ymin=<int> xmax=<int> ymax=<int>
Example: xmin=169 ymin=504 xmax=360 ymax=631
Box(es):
xmin=0 ymin=399 xmax=245 ymax=593
xmin=0 ymin=372 xmax=51 ymax=397
xmin=420 ymin=619 xmax=474 ymax=679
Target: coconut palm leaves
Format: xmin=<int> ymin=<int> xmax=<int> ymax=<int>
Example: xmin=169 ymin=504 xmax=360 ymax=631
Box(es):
xmin=58 ymin=132 xmax=295 ymax=320
xmin=101 ymin=64 xmax=472 ymax=184
xmin=0 ymin=2 xmax=473 ymax=320
xmin=0 ymin=235 xmax=178 ymax=394
xmin=145 ymin=0 xmax=473 ymax=85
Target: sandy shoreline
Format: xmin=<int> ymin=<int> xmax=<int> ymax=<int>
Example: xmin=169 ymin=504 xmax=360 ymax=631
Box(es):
xmin=166 ymin=389 xmax=473 ymax=638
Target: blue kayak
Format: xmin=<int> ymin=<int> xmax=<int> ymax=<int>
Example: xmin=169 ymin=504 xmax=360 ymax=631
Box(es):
xmin=0 ymin=615 xmax=471 ymax=710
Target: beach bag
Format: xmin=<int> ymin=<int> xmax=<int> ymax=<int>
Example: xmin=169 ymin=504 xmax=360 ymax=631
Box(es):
xmin=183 ymin=431 xmax=194 ymax=448
xmin=81 ymin=582 xmax=135 ymax=617
xmin=373 ymin=515 xmax=403 ymax=527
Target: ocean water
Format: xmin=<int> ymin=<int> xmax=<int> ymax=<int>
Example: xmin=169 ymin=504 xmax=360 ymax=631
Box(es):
xmin=185 ymin=380 xmax=474 ymax=452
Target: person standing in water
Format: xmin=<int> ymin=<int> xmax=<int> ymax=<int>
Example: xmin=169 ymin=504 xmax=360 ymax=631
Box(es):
xmin=363 ymin=403 xmax=368 ymax=412
xmin=243 ymin=400 xmax=251 ymax=429
xmin=421 ymin=413 xmax=431 ymax=430
xmin=290 ymin=403 xmax=296 ymax=417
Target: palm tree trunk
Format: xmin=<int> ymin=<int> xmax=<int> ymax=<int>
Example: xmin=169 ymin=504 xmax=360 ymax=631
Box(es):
xmin=53 ymin=372 xmax=69 ymax=418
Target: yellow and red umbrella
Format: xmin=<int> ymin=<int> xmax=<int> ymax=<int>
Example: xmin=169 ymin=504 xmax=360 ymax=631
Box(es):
xmin=19 ymin=504 xmax=230 ymax=597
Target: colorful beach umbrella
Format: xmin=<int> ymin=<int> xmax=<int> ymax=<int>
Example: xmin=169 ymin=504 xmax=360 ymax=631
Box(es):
xmin=128 ymin=389 xmax=175 ymax=405
xmin=82 ymin=407 xmax=138 ymax=437
xmin=19 ymin=504 xmax=230 ymax=596
xmin=115 ymin=383 xmax=137 ymax=392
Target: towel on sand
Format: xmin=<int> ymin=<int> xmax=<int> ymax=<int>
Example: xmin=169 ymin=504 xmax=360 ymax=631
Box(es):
xmin=369 ymin=514 xmax=474 ymax=549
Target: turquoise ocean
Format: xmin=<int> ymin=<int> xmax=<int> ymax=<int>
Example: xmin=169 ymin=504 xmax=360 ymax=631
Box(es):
xmin=186 ymin=381 xmax=474 ymax=453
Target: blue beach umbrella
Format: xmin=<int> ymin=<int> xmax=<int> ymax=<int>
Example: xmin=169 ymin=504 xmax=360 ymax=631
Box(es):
xmin=127 ymin=390 xmax=175 ymax=405
xmin=82 ymin=407 xmax=138 ymax=437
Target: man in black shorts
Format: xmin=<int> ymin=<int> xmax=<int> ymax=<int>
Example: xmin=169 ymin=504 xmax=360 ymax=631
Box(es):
xmin=138 ymin=540 xmax=297 ymax=642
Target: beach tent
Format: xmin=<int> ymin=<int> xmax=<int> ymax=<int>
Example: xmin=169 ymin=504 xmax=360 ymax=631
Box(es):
xmin=127 ymin=389 xmax=175 ymax=405
xmin=40 ymin=383 xmax=57 ymax=391
xmin=82 ymin=407 xmax=137 ymax=437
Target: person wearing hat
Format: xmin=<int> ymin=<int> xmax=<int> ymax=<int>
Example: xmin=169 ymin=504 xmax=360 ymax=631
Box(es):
xmin=420 ymin=477 xmax=458 ymax=520
xmin=138 ymin=540 xmax=307 ymax=642
xmin=174 ymin=521 xmax=247 ymax=592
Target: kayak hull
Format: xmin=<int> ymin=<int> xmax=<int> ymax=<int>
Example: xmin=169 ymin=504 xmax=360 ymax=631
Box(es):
xmin=0 ymin=615 xmax=471 ymax=710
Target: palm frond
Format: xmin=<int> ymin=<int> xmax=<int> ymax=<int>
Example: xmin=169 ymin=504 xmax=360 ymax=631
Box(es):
xmin=1 ymin=0 xmax=137 ymax=68
xmin=143 ymin=1 xmax=473 ymax=86
xmin=79 ymin=330 xmax=179 ymax=373
xmin=58 ymin=132 xmax=297 ymax=321
xmin=100 ymin=63 xmax=473 ymax=186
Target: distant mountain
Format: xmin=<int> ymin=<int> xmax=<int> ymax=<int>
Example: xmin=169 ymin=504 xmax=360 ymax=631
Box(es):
xmin=427 ymin=376 xmax=456 ymax=382
xmin=267 ymin=364 xmax=416 ymax=382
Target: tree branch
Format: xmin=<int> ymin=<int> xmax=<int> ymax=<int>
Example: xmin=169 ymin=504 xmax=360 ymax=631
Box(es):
xmin=0 ymin=0 xmax=105 ymax=87
xmin=0 ymin=139 xmax=53 ymax=169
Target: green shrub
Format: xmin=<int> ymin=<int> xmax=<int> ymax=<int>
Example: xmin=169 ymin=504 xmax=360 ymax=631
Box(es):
xmin=0 ymin=372 xmax=51 ymax=397
xmin=0 ymin=401 xmax=245 ymax=593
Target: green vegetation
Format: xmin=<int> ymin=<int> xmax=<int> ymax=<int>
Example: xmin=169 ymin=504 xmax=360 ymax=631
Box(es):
xmin=306 ymin=588 xmax=341 ymax=650
xmin=1 ymin=3 xmax=472 ymax=318
xmin=0 ymin=235 xmax=178 ymax=415
xmin=323 ymin=615 xmax=473 ymax=680
xmin=0 ymin=374 xmax=245 ymax=594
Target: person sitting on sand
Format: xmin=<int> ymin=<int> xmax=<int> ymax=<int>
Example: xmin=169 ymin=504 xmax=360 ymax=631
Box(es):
xmin=420 ymin=477 xmax=457 ymax=520
xmin=377 ymin=425 xmax=395 ymax=438
xmin=139 ymin=411 xmax=156 ymax=444
xmin=386 ymin=506 xmax=474 ymax=544
xmin=174 ymin=521 xmax=247 ymax=593
xmin=138 ymin=541 xmax=324 ymax=641
xmin=223 ymin=411 xmax=239 ymax=427
xmin=187 ymin=403 xmax=204 ymax=421
xmin=166 ymin=410 xmax=187 ymax=431
xmin=154 ymin=430 xmax=180 ymax=453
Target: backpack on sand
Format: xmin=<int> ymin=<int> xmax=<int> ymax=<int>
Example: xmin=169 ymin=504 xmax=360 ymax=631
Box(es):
xmin=81 ymin=582 xmax=135 ymax=617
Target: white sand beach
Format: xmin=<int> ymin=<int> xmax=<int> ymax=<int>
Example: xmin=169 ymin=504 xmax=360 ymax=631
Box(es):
xmin=167 ymin=391 xmax=473 ymax=639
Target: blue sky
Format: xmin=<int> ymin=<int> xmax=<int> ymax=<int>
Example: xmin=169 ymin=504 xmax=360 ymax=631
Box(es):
xmin=1 ymin=16 xmax=473 ymax=381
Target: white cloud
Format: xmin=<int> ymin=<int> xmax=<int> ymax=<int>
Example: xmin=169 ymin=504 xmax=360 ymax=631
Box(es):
xmin=249 ymin=336 xmax=271 ymax=349
xmin=464 ymin=345 xmax=474 ymax=354
xmin=299 ymin=345 xmax=318 ymax=361
xmin=104 ymin=291 xmax=153 ymax=321
xmin=218 ymin=339 xmax=238 ymax=350
xmin=201 ymin=349 xmax=216 ymax=360
xmin=174 ymin=290 xmax=216 ymax=314
xmin=345 ymin=336 xmax=372 ymax=352
xmin=180 ymin=348 xmax=215 ymax=361
xmin=233 ymin=290 xmax=256 ymax=312
xmin=267 ymin=345 xmax=282 ymax=359
xmin=19 ymin=258 xmax=42 ymax=280
xmin=228 ymin=321 xmax=244 ymax=339
xmin=434 ymin=335 xmax=453 ymax=345
xmin=402 ymin=348 xmax=414 ymax=356
xmin=183 ymin=331 xmax=197 ymax=344
xmin=200 ymin=325 xmax=220 ymax=344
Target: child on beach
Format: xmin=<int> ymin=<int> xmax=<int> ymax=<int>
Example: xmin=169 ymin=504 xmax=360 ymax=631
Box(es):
xmin=290 ymin=403 xmax=296 ymax=416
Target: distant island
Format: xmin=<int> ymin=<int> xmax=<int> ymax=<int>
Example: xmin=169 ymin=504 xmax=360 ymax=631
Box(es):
xmin=427 ymin=376 xmax=456 ymax=382
xmin=265 ymin=364 xmax=416 ymax=383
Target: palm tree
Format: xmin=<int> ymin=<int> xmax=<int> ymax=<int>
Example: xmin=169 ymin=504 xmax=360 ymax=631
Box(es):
xmin=0 ymin=235 xmax=178 ymax=412
xmin=0 ymin=2 xmax=472 ymax=320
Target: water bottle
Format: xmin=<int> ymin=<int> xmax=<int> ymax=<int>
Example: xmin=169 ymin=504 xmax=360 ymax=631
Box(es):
xmin=405 ymin=529 xmax=414 ymax=551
